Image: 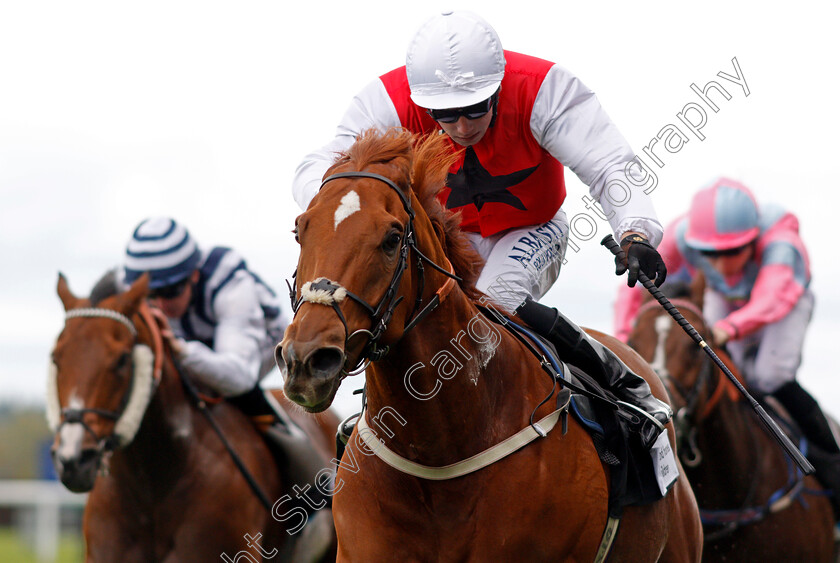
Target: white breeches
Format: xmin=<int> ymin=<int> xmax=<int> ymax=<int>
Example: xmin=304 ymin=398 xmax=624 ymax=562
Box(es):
xmin=468 ymin=208 xmax=570 ymax=313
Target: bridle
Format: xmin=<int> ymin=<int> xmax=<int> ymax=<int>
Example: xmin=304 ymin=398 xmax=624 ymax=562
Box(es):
xmin=288 ymin=171 xmax=461 ymax=375
xmin=53 ymin=303 xmax=163 ymax=454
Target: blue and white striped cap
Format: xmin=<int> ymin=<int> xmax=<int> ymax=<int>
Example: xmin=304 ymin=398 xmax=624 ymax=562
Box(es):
xmin=124 ymin=217 xmax=201 ymax=288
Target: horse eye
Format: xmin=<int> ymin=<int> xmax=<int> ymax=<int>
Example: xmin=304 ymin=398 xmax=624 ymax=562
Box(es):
xmin=382 ymin=232 xmax=401 ymax=253
xmin=115 ymin=352 xmax=131 ymax=373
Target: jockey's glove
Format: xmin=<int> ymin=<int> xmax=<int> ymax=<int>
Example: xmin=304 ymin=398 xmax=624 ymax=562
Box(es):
xmin=614 ymin=234 xmax=667 ymax=288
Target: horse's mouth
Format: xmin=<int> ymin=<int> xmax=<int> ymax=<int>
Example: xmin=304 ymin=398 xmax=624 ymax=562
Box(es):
xmin=284 ymin=380 xmax=340 ymax=413
xmin=52 ymin=447 xmax=102 ymax=493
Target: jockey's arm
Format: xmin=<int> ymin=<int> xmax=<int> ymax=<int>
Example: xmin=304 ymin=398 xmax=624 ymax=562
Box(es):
xmin=177 ymin=274 xmax=268 ymax=397
xmin=530 ymin=64 xmax=663 ymax=247
xmin=716 ymin=245 xmax=806 ymax=341
xmin=293 ymin=79 xmax=402 ymax=210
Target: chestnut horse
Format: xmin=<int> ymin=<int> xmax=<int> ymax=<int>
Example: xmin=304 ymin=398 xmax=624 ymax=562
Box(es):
xmin=49 ymin=272 xmax=338 ymax=562
xmin=628 ymin=275 xmax=835 ymax=561
xmin=279 ymin=129 xmax=702 ymax=561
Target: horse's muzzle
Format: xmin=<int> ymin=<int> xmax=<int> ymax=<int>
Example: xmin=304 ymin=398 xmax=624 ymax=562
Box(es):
xmin=281 ymin=342 xmax=345 ymax=411
xmin=52 ymin=446 xmax=101 ymax=493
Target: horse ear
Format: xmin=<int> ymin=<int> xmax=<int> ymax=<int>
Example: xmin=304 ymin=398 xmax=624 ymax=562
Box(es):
xmin=690 ymin=271 xmax=706 ymax=309
xmin=57 ymin=273 xmax=80 ymax=311
xmin=117 ymin=273 xmax=150 ymax=314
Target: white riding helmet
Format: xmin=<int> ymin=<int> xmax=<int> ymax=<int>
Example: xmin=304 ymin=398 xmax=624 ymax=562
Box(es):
xmin=406 ymin=11 xmax=506 ymax=110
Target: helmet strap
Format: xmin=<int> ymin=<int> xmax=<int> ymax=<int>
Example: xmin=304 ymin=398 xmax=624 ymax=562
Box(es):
xmin=489 ymin=88 xmax=501 ymax=128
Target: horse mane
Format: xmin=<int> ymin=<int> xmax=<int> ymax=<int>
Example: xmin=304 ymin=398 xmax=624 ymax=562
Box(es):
xmin=659 ymin=282 xmax=692 ymax=300
xmin=331 ymin=128 xmax=484 ymax=300
xmin=90 ymin=269 xmax=120 ymax=305
xmin=651 ymin=273 xmax=706 ymax=311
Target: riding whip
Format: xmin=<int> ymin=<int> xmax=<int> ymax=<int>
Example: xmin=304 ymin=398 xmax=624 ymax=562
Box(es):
xmin=601 ymin=234 xmax=814 ymax=475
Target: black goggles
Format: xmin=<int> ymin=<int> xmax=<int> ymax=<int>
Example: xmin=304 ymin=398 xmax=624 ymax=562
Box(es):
xmin=149 ymin=279 xmax=190 ymax=300
xmin=427 ymin=95 xmax=495 ymax=124
xmin=699 ymin=244 xmax=750 ymax=258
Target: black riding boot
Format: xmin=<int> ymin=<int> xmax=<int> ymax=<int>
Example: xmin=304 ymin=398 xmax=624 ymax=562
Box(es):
xmin=228 ymin=385 xmax=328 ymax=500
xmin=515 ymin=297 xmax=672 ymax=449
xmin=773 ymin=381 xmax=840 ymax=517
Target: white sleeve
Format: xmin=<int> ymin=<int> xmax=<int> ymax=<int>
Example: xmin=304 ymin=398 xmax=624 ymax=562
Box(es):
xmin=530 ymin=64 xmax=663 ymax=246
xmin=292 ymin=78 xmax=402 ymax=210
xmin=178 ymin=273 xmax=268 ymax=397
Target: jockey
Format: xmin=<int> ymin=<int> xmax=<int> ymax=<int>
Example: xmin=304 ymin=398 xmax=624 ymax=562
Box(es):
xmin=293 ymin=10 xmax=671 ymax=449
xmin=123 ymin=217 xmax=324 ymax=490
xmin=614 ymin=178 xmax=840 ymax=502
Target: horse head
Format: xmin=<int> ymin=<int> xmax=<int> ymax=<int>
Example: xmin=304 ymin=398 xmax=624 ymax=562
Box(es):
xmin=49 ymin=272 xmax=160 ymax=492
xmin=278 ymin=128 xmax=481 ymax=412
xmin=628 ymin=273 xmax=731 ymax=462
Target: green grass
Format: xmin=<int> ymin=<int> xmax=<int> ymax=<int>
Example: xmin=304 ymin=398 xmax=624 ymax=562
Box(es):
xmin=0 ymin=528 xmax=83 ymax=562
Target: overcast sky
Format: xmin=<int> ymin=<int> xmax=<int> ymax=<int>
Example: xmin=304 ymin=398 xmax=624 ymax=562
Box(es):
xmin=2 ymin=1 xmax=838 ymax=419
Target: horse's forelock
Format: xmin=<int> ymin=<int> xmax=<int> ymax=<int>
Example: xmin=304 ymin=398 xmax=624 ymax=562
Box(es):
xmin=330 ymin=129 xmax=484 ymax=300
xmin=332 ymin=128 xmax=414 ymax=190
xmin=660 ymin=282 xmax=692 ymax=300
xmin=90 ymin=269 xmax=120 ymax=306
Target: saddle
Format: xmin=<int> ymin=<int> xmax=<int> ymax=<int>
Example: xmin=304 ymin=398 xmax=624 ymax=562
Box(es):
xmin=478 ymin=307 xmax=677 ymax=519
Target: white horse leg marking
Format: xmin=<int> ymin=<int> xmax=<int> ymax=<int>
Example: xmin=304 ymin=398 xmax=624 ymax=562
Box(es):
xmin=651 ymin=315 xmax=672 ymax=379
xmin=334 ymin=190 xmax=361 ymax=230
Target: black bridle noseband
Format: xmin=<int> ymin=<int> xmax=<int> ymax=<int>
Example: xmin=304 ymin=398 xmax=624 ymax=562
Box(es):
xmin=288 ymin=171 xmax=461 ymax=375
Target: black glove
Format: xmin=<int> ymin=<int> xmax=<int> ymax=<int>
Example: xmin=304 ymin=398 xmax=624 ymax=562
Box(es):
xmin=614 ymin=234 xmax=667 ymax=288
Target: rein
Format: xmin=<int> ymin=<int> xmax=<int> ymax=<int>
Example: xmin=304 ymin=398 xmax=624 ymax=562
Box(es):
xmin=175 ymin=357 xmax=275 ymax=514
xmin=288 ymin=171 xmax=461 ymax=375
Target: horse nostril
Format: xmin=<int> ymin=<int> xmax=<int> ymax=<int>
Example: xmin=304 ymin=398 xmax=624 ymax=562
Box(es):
xmin=307 ymin=347 xmax=344 ymax=379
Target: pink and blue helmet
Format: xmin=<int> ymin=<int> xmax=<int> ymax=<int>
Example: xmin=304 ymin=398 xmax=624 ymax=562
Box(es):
xmin=685 ymin=178 xmax=760 ymax=252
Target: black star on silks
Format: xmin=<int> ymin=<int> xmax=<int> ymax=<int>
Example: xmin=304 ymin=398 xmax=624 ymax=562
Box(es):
xmin=445 ymin=147 xmax=539 ymax=211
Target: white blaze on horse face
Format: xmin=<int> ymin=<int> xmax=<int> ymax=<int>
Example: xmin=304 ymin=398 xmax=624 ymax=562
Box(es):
xmin=651 ymin=315 xmax=672 ymax=379
xmin=56 ymin=395 xmax=85 ymax=461
xmin=334 ymin=190 xmax=361 ymax=230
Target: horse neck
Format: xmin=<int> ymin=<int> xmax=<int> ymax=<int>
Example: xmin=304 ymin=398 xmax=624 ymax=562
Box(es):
xmin=363 ymin=276 xmax=533 ymax=465
xmin=690 ymin=388 xmax=762 ymax=502
xmin=113 ymin=348 xmax=196 ymax=488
